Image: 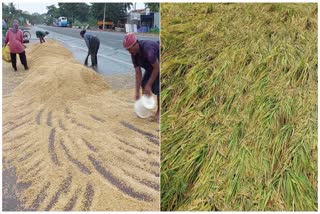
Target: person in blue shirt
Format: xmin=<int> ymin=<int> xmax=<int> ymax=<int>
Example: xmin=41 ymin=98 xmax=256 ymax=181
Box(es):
xmin=80 ymin=29 xmax=100 ymax=70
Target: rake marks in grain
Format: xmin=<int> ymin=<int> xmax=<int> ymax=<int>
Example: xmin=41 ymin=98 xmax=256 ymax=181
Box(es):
xmin=88 ymin=155 xmax=153 ymax=202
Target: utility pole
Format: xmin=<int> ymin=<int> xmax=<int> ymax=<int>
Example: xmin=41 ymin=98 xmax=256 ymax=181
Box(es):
xmin=102 ymin=3 xmax=106 ymax=30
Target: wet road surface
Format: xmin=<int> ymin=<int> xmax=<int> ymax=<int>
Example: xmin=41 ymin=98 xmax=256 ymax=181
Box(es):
xmin=27 ymin=25 xmax=159 ymax=76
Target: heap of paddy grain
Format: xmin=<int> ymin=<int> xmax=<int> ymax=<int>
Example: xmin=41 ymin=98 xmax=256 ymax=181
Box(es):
xmin=13 ymin=41 xmax=108 ymax=110
xmin=2 ymin=41 xmax=160 ymax=211
xmin=161 ymin=3 xmax=317 ymax=211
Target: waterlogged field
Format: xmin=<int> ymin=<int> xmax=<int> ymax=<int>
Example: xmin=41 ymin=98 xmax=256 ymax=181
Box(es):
xmin=161 ymin=3 xmax=317 ymax=211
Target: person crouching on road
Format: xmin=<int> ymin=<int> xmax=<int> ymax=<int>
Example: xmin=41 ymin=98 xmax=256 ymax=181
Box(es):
xmin=5 ymin=20 xmax=29 ymax=71
xmin=123 ymin=33 xmax=160 ymax=122
xmin=36 ymin=31 xmax=49 ymax=43
xmin=80 ymin=29 xmax=100 ymax=70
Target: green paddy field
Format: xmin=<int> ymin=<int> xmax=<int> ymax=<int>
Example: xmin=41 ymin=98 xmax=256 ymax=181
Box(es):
xmin=161 ymin=3 xmax=317 ymax=211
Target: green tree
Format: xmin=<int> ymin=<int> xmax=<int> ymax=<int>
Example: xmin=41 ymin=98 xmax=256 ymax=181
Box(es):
xmin=2 ymin=2 xmax=45 ymax=26
xmin=2 ymin=3 xmax=17 ymax=21
xmin=58 ymin=3 xmax=74 ymax=24
xmin=90 ymin=3 xmax=128 ymax=23
xmin=145 ymin=3 xmax=159 ymax=12
xmin=58 ymin=3 xmax=89 ymax=24
xmin=2 ymin=3 xmax=10 ymax=19
xmin=46 ymin=4 xmax=60 ymax=25
xmin=29 ymin=12 xmax=46 ymax=24
xmin=123 ymin=3 xmax=133 ymax=11
xmin=8 ymin=3 xmax=16 ymax=15
xmin=47 ymin=5 xmax=59 ymax=17
xmin=75 ymin=3 xmax=90 ymax=22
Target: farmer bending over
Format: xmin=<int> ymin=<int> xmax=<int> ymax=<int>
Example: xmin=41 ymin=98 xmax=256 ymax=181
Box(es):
xmin=123 ymin=33 xmax=160 ymax=122
xmin=36 ymin=31 xmax=49 ymax=43
xmin=80 ymin=29 xmax=100 ymax=70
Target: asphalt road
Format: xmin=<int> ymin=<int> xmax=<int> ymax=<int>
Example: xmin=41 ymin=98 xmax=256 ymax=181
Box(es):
xmin=27 ymin=25 xmax=159 ymax=76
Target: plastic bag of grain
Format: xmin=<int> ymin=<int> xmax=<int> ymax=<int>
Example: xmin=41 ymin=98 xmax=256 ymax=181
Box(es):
xmin=2 ymin=44 xmax=11 ymax=63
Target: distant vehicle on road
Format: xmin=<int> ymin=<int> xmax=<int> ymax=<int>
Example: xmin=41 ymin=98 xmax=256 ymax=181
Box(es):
xmin=58 ymin=17 xmax=68 ymax=27
xmin=53 ymin=17 xmax=68 ymax=27
xmin=97 ymin=20 xmax=113 ymax=29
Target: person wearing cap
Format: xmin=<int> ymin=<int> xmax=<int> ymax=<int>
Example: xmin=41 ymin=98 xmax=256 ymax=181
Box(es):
xmin=35 ymin=30 xmax=49 ymax=43
xmin=123 ymin=33 xmax=160 ymax=122
xmin=80 ymin=29 xmax=100 ymax=70
xmin=5 ymin=20 xmax=29 ymax=71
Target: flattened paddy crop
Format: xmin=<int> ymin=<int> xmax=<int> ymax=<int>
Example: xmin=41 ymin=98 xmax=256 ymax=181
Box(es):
xmin=160 ymin=3 xmax=317 ymax=211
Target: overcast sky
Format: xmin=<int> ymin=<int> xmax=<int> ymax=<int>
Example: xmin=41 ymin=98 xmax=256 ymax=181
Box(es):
xmin=3 ymin=1 xmax=146 ymax=14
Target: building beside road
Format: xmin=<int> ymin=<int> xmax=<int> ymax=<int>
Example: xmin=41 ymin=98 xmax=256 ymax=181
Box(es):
xmin=126 ymin=8 xmax=159 ymax=33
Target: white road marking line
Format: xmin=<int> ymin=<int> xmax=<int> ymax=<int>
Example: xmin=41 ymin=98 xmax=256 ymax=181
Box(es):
xmin=52 ymin=35 xmax=129 ymax=55
xmin=54 ymin=37 xmax=65 ymax=43
xmin=38 ymin=27 xmax=132 ymax=55
xmin=65 ymin=41 xmax=133 ymax=67
xmin=40 ymin=29 xmax=133 ymax=67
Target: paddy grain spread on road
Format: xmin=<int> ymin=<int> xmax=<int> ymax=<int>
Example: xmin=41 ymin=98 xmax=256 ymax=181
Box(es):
xmin=2 ymin=41 xmax=159 ymax=211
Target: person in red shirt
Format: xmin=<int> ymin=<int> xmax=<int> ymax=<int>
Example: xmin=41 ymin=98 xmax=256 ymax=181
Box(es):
xmin=5 ymin=20 xmax=29 ymax=71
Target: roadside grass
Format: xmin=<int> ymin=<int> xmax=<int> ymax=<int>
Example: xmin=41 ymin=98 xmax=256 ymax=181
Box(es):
xmin=160 ymin=3 xmax=317 ymax=211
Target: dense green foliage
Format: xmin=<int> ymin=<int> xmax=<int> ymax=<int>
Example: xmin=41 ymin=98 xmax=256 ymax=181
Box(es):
xmin=90 ymin=3 xmax=132 ymax=23
xmin=2 ymin=2 xmax=45 ymax=25
xmin=2 ymin=2 xmax=133 ymax=26
xmin=146 ymin=3 xmax=160 ymax=12
xmin=161 ymin=3 xmax=317 ymax=211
